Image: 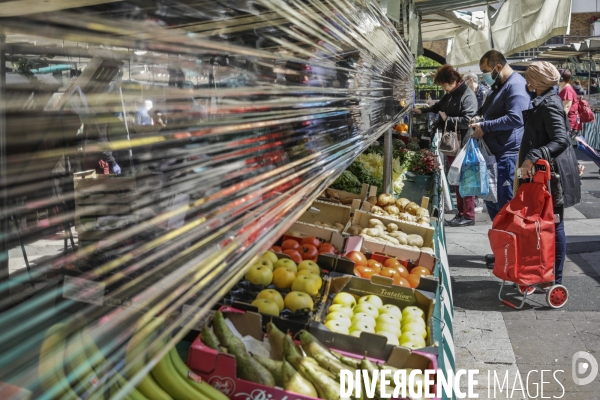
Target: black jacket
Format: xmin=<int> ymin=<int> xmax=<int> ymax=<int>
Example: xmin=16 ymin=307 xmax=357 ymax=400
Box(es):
xmin=520 ymin=89 xmax=581 ymax=209
xmin=421 ymin=82 xmax=478 ymax=139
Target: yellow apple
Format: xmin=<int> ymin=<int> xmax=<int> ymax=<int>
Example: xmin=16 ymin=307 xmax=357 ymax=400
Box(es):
xmin=351 ymin=313 xmax=376 ymax=328
xmin=332 ymin=292 xmax=356 ymax=308
xmin=349 ymin=330 xmax=362 ymax=337
xmin=328 ymin=304 xmax=353 ymax=318
xmin=400 ymin=338 xmax=426 ymax=350
xmin=256 ymin=289 xmax=284 ymax=311
xmin=400 ymin=331 xmax=424 ymax=346
xmin=375 ymin=322 xmax=401 ymax=336
xmin=245 ymin=265 xmax=273 ymax=286
xmin=297 ymin=260 xmax=320 ymax=275
xmin=261 ymin=251 xmax=278 ymax=264
xmin=325 ymin=312 xmax=352 ymax=327
xmin=291 ymin=275 xmax=321 ymax=296
xmin=358 ymin=295 xmax=383 ymax=309
xmin=251 ymin=298 xmax=280 ymax=316
xmin=324 ymin=320 xmax=350 ymax=334
xmin=297 ymin=269 xmax=319 ymax=278
xmin=273 ymin=258 xmax=298 ymax=273
xmin=272 ymin=267 xmax=296 ymax=289
xmin=353 ymin=303 xmax=379 ymax=318
xmin=402 ymin=315 xmax=426 ymax=329
xmin=379 ymin=304 xmax=402 ymax=318
xmin=402 ymin=306 xmax=424 ymax=319
xmin=376 ymin=314 xmax=401 ymax=329
xmin=402 ymin=322 xmax=427 ymax=339
xmin=284 ymin=291 xmax=314 ymax=313
xmin=349 ymin=321 xmax=376 ymax=335
xmin=377 ymin=331 xmax=400 ymax=346
xmin=253 ymin=258 xmax=274 ymax=271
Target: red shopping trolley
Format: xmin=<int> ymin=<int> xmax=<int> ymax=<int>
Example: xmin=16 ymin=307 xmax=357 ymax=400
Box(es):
xmin=489 ymin=159 xmax=568 ymax=309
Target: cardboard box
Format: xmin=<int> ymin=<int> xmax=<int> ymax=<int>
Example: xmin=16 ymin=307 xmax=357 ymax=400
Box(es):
xmin=188 ymin=309 xmax=439 ymax=400
xmin=350 ymin=210 xmax=434 ymax=249
xmin=318 ymin=183 xmax=372 ymax=211
xmin=285 ymin=221 xmax=345 ymax=253
xmin=297 ymin=200 xmax=352 ymax=230
xmin=309 ymin=274 xmax=437 ymax=360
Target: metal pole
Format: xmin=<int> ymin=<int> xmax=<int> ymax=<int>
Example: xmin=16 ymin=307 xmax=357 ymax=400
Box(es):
xmin=0 ymin=34 xmax=8 ymax=301
xmin=383 ymin=127 xmax=393 ymax=194
xmin=589 ymin=52 xmax=592 ymax=99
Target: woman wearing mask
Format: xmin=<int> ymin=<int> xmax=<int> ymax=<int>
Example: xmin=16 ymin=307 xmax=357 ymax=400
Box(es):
xmin=413 ymin=65 xmax=478 ymax=227
xmin=519 ymin=62 xmax=581 ymax=285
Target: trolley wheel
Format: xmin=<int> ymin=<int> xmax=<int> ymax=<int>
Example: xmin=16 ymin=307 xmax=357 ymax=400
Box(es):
xmin=517 ymin=285 xmax=535 ymax=295
xmin=546 ymin=285 xmax=569 ymax=309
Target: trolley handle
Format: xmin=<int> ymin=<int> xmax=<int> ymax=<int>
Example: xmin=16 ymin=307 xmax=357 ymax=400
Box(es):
xmin=533 ymin=159 xmax=551 ymax=185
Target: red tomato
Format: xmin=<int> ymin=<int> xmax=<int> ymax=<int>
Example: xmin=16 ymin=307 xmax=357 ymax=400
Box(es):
xmin=345 ymin=251 xmax=367 ymax=266
xmin=406 ymin=274 xmax=421 ymax=288
xmin=271 ymin=246 xmax=282 ymax=253
xmin=394 ymin=276 xmax=411 ymax=288
xmin=301 ymin=237 xmax=321 ymax=247
xmin=366 ymin=259 xmax=383 ymax=272
xmin=318 ymin=243 xmax=336 ymax=254
xmin=283 ymin=249 xmax=302 ymax=264
xmin=379 ymin=267 xmax=399 ymax=279
xmin=282 ymin=239 xmax=300 ymax=251
xmin=411 ymin=266 xmax=431 ymax=277
xmin=354 ymin=265 xmax=374 ymax=278
xmin=384 ymin=258 xmax=402 ymax=269
xmin=299 ymin=244 xmax=318 ymax=260
xmin=394 ymin=265 xmax=409 ymax=278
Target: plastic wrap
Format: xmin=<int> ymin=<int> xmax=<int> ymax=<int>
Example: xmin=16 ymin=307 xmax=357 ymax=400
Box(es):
xmin=0 ymin=0 xmax=414 ymax=397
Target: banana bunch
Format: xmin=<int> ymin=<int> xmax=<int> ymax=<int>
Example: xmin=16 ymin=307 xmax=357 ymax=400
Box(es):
xmin=202 ymin=311 xmax=426 ymax=400
xmin=38 ymin=320 xmax=228 ymax=400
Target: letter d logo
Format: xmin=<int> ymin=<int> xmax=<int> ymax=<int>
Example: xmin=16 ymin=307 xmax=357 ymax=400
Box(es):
xmin=572 ymin=351 xmax=599 ymax=386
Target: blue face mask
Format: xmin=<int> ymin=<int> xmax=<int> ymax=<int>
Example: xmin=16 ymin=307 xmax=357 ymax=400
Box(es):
xmin=482 ymin=71 xmax=496 ymax=86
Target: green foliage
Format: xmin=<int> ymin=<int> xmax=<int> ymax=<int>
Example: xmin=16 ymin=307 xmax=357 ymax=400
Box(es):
xmin=330 ymin=171 xmax=362 ymax=194
xmin=416 ymin=56 xmax=441 ymax=69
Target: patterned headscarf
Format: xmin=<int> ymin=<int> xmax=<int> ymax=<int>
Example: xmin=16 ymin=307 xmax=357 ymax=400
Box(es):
xmin=526 ymin=61 xmax=560 ymax=93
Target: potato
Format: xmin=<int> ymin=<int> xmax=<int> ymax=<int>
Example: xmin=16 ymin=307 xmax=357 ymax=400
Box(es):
xmin=367 ymin=196 xmax=378 ymax=205
xmin=363 ymin=228 xmax=382 ymax=236
xmin=314 ymin=221 xmax=322 ymax=226
xmin=368 ymin=219 xmax=385 ymax=228
xmin=405 ymin=202 xmax=420 ymax=215
xmin=377 ymin=194 xmax=396 ymax=207
xmin=415 ymin=207 xmax=429 ymax=217
xmin=347 ymin=226 xmax=360 ymax=235
xmin=398 ymin=212 xmax=416 ymax=222
xmin=421 ymin=247 xmax=434 ymax=254
xmin=395 ymin=198 xmax=410 ymax=212
xmin=321 ymin=222 xmax=332 ymax=228
xmin=407 ymin=234 xmax=424 ymax=248
xmin=334 ymin=223 xmax=345 ymax=232
xmin=384 ymin=205 xmax=400 ymax=215
xmin=381 ymin=235 xmax=400 ymax=245
xmin=386 ymin=223 xmax=399 ymax=233
xmin=370 ymin=206 xmax=386 ymax=216
xmin=417 ymin=217 xmax=430 ymax=226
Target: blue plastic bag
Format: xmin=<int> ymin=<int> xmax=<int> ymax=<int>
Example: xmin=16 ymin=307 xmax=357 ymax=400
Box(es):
xmin=459 ymin=139 xmax=489 ymax=197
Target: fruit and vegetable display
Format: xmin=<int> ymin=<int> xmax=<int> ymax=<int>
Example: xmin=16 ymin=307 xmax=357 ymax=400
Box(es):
xmin=367 ymin=195 xmax=431 ymax=227
xmin=320 ymin=188 xmax=361 ymax=205
xmin=323 ymin=293 xmax=428 ymax=350
xmin=200 ymin=311 xmax=428 ymax=399
xmin=352 ymin=216 xmax=433 ymax=253
xmin=38 ymin=320 xmax=229 ymax=400
xmin=350 ymin=254 xmax=432 ymax=289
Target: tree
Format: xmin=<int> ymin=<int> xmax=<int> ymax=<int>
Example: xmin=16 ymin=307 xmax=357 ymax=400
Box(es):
xmin=416 ymin=56 xmax=440 ymax=69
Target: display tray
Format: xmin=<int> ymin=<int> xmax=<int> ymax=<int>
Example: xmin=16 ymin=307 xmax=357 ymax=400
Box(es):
xmin=296 ymin=200 xmax=352 ymax=232
xmin=309 ymin=274 xmax=437 ymax=360
xmin=187 ymin=309 xmax=439 ymax=400
xmin=317 ymin=183 xmax=373 ymax=211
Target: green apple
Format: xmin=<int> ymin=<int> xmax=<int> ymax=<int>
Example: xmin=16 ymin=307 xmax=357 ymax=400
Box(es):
xmin=375 ymin=322 xmax=401 ymax=336
xmin=400 ymin=338 xmax=426 ymax=350
xmin=251 ymin=298 xmax=280 ymax=316
xmin=284 ymin=291 xmax=314 ymax=313
xmin=358 ymin=295 xmax=383 ymax=309
xmin=273 ymin=258 xmax=298 ymax=273
xmin=291 ymin=274 xmax=321 ymax=296
xmin=400 ymin=331 xmax=424 ymax=345
xmin=353 ymin=303 xmax=379 ymax=318
xmin=379 ymin=304 xmax=402 ymax=318
xmin=351 ymin=313 xmax=376 ymax=328
xmin=376 ymin=314 xmax=401 ymax=329
xmin=333 ymin=292 xmax=356 ymax=308
xmin=325 ymin=312 xmax=352 ymax=327
xmin=255 ymin=258 xmax=274 ymax=271
xmin=376 ymin=331 xmax=399 ymax=346
xmin=402 ymin=306 xmax=424 ymax=319
xmin=256 ymin=289 xmax=284 ymax=311
xmin=324 ymin=320 xmax=350 ymax=334
xmin=349 ymin=330 xmax=362 ymax=337
xmin=261 ymin=251 xmax=278 ymax=264
xmin=402 ymin=322 xmax=427 ymax=339
xmin=349 ymin=321 xmax=376 ymax=334
xmin=328 ymin=304 xmax=353 ymax=318
xmin=245 ymin=265 xmax=273 ymax=286
xmin=297 ymin=260 xmax=320 ymax=275
xmin=402 ymin=315 xmax=426 ymax=329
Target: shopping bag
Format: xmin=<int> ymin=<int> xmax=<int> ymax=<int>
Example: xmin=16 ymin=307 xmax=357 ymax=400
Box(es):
xmin=478 ymin=139 xmax=498 ymax=203
xmin=447 ymin=142 xmax=468 ymax=186
xmin=459 ymin=139 xmax=489 ymax=197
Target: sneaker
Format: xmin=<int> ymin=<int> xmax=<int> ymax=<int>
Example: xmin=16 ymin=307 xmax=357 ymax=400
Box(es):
xmin=454 ymin=218 xmax=474 ymax=227
xmin=445 ymin=215 xmax=461 ymax=226
xmin=578 ymin=164 xmax=585 ymax=177
xmin=474 ymin=206 xmax=483 ymax=214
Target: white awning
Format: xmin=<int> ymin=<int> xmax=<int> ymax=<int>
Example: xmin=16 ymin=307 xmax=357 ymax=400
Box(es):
xmin=446 ymin=11 xmax=491 ymax=67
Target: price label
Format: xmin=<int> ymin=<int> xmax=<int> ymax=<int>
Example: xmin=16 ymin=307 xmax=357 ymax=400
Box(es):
xmin=63 ymin=276 xmax=105 ymax=306
xmin=180 ymin=305 xmax=213 ymax=331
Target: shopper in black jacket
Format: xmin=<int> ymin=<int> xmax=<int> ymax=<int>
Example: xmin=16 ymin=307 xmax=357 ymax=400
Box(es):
xmin=519 ymin=61 xmax=581 ymax=285
xmin=413 ymin=65 xmax=478 ymax=227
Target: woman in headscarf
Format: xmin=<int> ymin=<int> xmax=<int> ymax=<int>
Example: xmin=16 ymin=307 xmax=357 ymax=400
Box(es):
xmin=519 ymin=61 xmax=581 ymax=285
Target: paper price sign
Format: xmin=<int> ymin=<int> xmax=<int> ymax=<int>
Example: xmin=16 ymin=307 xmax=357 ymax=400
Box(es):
xmin=63 ymin=276 xmax=106 ymax=306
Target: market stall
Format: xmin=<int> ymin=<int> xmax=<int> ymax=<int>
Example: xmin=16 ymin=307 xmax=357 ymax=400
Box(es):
xmin=0 ymin=1 xmax=456 ymax=399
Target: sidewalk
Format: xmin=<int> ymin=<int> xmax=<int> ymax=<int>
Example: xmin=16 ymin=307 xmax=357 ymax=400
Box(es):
xmin=446 ymin=159 xmax=600 ymax=399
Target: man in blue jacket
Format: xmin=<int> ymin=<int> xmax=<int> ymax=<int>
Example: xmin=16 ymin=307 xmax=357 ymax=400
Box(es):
xmin=470 ymin=50 xmax=531 ymax=220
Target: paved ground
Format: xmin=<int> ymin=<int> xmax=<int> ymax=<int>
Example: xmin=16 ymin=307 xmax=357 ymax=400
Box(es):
xmin=447 ymin=153 xmax=600 ymax=399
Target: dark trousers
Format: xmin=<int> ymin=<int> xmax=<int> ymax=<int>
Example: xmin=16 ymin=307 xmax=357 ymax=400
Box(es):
xmin=555 ymin=219 xmax=566 ymax=284
xmin=447 ymin=155 xmax=475 ymax=220
xmin=485 ymin=154 xmax=517 ymax=221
